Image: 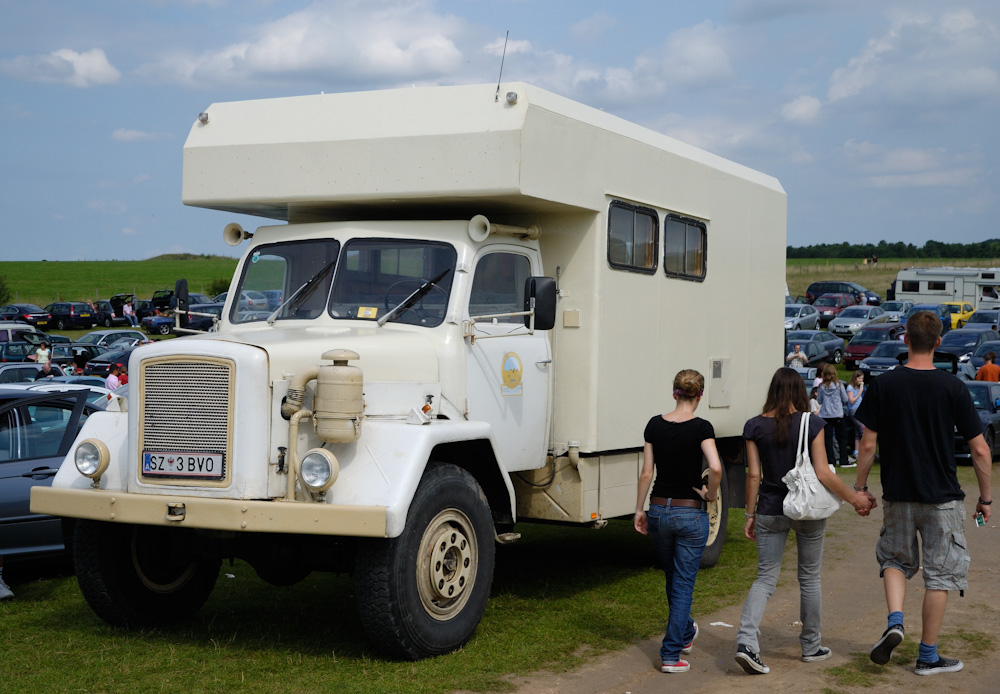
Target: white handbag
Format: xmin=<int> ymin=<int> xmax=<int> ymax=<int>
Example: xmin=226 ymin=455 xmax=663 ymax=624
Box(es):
xmin=782 ymin=412 xmax=842 ymax=521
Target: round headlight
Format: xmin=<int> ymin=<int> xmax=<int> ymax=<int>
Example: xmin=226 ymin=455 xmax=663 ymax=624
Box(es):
xmin=75 ymin=439 xmax=110 ymax=479
xmin=300 ymin=448 xmax=338 ymax=493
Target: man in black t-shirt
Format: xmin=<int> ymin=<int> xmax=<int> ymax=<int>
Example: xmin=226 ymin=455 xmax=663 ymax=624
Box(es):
xmin=854 ymin=311 xmax=992 ymax=676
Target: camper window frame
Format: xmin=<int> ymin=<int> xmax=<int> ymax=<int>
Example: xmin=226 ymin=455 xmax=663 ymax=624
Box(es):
xmin=663 ymin=214 xmax=707 ymax=282
xmin=606 ymin=200 xmax=658 ymax=275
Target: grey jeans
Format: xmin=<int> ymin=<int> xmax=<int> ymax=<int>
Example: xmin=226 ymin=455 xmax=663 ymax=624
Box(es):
xmin=737 ymin=514 xmax=827 ymax=656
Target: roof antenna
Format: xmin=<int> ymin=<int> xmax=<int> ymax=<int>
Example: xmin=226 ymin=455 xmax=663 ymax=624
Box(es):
xmin=494 ymin=30 xmax=509 ymax=102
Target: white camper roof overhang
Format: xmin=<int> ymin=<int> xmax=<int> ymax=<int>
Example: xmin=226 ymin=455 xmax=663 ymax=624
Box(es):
xmin=182 ymin=82 xmax=784 ymax=223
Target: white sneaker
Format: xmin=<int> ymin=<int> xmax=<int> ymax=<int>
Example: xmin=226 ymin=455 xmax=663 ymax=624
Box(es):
xmin=0 ymin=579 xmax=13 ymax=600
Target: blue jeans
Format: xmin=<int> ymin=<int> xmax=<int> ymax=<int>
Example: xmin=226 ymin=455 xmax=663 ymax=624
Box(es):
xmin=737 ymin=514 xmax=826 ymax=656
xmin=647 ymin=504 xmax=709 ymax=662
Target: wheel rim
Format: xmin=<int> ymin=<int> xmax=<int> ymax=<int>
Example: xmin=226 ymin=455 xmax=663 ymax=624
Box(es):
xmin=703 ymin=469 xmax=722 ymax=547
xmin=159 ymin=324 xmax=171 ymax=335
xmin=416 ymin=508 xmax=478 ymax=621
xmin=129 ymin=528 xmax=198 ymax=593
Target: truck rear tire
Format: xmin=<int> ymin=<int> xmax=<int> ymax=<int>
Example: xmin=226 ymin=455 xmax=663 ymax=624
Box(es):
xmin=699 ymin=466 xmax=729 ymax=568
xmin=73 ymin=520 xmax=220 ymax=628
xmin=354 ymin=463 xmax=495 ymax=659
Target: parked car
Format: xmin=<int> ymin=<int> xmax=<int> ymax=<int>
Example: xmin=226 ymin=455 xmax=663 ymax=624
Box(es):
xmin=214 ymin=290 xmax=269 ymax=311
xmin=0 ymin=304 xmax=51 ymax=329
xmin=74 ymin=329 xmax=148 ymax=348
xmin=942 ymin=302 xmax=975 ymax=330
xmin=857 ymin=341 xmax=910 ymax=378
xmin=36 ymin=343 xmax=107 ymax=371
xmin=188 ymin=302 xmax=224 ymax=331
xmin=967 ymin=340 xmax=1000 ymax=371
xmin=43 ymin=302 xmax=95 ymax=330
xmin=151 ymin=289 xmax=176 ymax=312
xmin=901 ymin=303 xmax=951 ymax=334
xmin=843 ymin=323 xmax=907 ymax=369
xmin=142 ymin=312 xmax=177 ymax=335
xmin=879 ymin=300 xmax=913 ymax=322
xmin=813 ymin=293 xmax=857 ymax=328
xmin=91 ymin=299 xmax=129 ymax=328
xmin=83 ymin=347 xmax=138 ymax=378
xmin=0 ymin=363 xmax=66 ymax=383
xmin=4 ymin=381 xmax=116 ymax=406
xmin=827 ymin=305 xmax=887 ymax=340
xmin=262 ymin=290 xmax=284 ymax=311
xmin=785 ymin=329 xmax=846 ymax=365
xmin=0 ymin=323 xmax=42 ymax=344
xmin=20 ymin=332 xmax=70 ymax=346
xmin=784 ymin=303 xmax=820 ymax=330
xmin=0 ymin=387 xmax=103 ymax=560
xmin=806 ymin=281 xmax=880 ymax=305
xmin=960 ymin=309 xmax=1000 ymax=332
xmin=955 ymin=381 xmax=1000 ymax=462
xmin=936 ymin=329 xmax=1000 ymax=361
xmin=189 ymin=292 xmax=213 ymax=305
xmin=0 ymin=342 xmax=34 ymax=362
xmin=784 ymin=340 xmax=829 ymax=367
xmin=134 ymin=299 xmax=156 ymax=321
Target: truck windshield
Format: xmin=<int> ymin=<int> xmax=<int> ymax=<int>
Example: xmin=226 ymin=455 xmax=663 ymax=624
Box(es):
xmin=328 ymin=239 xmax=457 ymax=327
xmin=233 ymin=239 xmax=340 ymax=324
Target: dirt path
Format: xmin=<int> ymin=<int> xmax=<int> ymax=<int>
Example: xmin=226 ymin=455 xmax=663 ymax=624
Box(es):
xmin=503 ymin=474 xmax=1000 ymax=694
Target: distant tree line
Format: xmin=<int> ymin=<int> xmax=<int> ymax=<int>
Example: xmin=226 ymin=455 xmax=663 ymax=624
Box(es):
xmin=787 ymin=239 xmax=1000 ymax=259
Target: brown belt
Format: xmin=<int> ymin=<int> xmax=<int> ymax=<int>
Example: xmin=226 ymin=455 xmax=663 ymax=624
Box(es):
xmin=649 ymin=496 xmax=704 ymax=509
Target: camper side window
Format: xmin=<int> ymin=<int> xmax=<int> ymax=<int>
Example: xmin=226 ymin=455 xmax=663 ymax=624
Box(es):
xmin=664 ymin=214 xmax=707 ymax=282
xmin=607 ymin=201 xmax=657 ymax=274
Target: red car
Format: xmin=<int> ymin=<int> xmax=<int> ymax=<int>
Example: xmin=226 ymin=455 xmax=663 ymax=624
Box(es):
xmin=813 ymin=293 xmax=857 ymax=328
xmin=843 ymin=323 xmax=907 ymax=369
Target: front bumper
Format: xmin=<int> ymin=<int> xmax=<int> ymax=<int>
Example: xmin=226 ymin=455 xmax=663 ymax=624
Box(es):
xmin=32 ymin=487 xmax=387 ymax=537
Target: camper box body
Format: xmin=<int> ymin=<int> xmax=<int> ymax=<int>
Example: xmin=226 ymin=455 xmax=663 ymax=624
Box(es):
xmin=893 ymin=267 xmax=1000 ymax=310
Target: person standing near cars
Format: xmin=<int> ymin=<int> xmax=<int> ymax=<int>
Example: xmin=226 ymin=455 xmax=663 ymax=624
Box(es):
xmin=845 ymin=371 xmax=865 ymax=460
xmin=854 ymin=310 xmax=993 ymax=676
xmin=975 ymin=352 xmax=1000 ymax=381
xmin=786 ymin=344 xmax=807 ymax=368
xmin=32 ymin=341 xmax=51 ymax=365
xmin=816 ymin=364 xmax=853 ymax=468
xmin=105 ymin=364 xmax=122 ymax=390
xmin=123 ymin=298 xmax=138 ymax=327
xmin=634 ymin=369 xmax=722 ymax=674
xmin=735 ymin=367 xmax=874 ymax=675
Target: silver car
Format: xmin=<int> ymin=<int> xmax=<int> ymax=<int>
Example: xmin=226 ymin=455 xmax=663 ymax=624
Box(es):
xmin=880 ymin=300 xmax=913 ymax=322
xmin=784 ymin=303 xmax=820 ymax=330
xmin=828 ymin=305 xmax=886 ymax=339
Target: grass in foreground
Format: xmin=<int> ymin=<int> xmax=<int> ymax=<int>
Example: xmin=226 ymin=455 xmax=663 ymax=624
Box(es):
xmin=0 ymin=515 xmax=757 ymax=694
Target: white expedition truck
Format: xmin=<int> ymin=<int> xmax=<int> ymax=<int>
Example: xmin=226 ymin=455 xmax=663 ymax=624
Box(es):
xmin=32 ymin=83 xmax=786 ymax=659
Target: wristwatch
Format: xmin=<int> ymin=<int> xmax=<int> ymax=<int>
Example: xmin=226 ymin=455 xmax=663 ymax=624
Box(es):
xmin=853 ymin=482 xmax=868 ymax=492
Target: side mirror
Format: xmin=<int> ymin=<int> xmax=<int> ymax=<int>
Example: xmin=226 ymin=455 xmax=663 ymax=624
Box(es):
xmin=175 ymin=279 xmax=190 ymax=328
xmin=523 ymin=276 xmax=556 ymax=331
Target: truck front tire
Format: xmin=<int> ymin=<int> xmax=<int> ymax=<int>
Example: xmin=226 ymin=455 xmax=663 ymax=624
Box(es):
xmin=354 ymin=463 xmax=495 ymax=659
xmin=73 ymin=520 xmax=220 ymax=628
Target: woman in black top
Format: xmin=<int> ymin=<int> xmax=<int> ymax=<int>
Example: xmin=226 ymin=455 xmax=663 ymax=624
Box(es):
xmin=734 ymin=367 xmax=873 ymax=675
xmin=635 ymin=369 xmax=722 ymax=674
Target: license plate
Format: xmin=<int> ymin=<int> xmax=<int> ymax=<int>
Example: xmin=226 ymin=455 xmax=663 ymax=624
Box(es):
xmin=37 ymin=320 xmax=48 ymax=327
xmin=142 ymin=451 xmax=225 ymax=479
xmin=80 ymin=313 xmax=91 ymax=318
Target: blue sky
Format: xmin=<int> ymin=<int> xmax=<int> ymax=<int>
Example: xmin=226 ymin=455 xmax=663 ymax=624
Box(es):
xmin=2 ymin=0 xmax=998 ymax=261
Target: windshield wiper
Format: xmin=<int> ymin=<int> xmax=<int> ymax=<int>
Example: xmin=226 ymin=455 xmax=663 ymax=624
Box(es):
xmin=267 ymin=259 xmax=337 ymax=325
xmin=377 ymin=269 xmax=451 ymax=327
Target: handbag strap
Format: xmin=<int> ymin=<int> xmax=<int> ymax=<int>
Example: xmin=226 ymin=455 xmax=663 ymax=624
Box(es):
xmin=796 ymin=412 xmax=811 ymax=469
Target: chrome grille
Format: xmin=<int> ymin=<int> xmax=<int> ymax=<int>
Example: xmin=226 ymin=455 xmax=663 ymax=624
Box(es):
xmin=142 ymin=361 xmax=231 ymax=453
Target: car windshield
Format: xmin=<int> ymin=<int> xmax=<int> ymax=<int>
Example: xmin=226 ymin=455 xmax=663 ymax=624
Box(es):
xmin=839 ymin=308 xmax=868 ymax=319
xmin=967 ymin=384 xmax=996 ymax=409
xmin=940 ymin=332 xmax=976 ymax=348
xmin=871 ymin=342 xmax=908 ymax=358
xmin=972 ymin=342 xmax=1000 ymax=358
xmin=882 ymin=302 xmax=906 ymax=312
xmin=785 ymin=306 xmax=803 ymax=317
xmin=851 ymin=329 xmax=890 ymax=346
xmin=329 ymin=239 xmax=457 ymax=327
xmin=904 ymin=306 xmax=935 ymax=319
xmin=233 ymin=239 xmax=341 ymax=324
xmin=814 ymin=297 xmax=838 ymax=307
xmin=785 ymin=331 xmax=814 ymax=341
xmin=74 ymin=333 xmax=102 ymax=344
xmin=966 ymin=312 xmax=1000 ymax=324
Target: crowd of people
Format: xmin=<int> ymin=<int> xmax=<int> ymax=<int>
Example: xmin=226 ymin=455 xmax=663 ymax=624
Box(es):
xmin=636 ymin=310 xmax=992 ymax=678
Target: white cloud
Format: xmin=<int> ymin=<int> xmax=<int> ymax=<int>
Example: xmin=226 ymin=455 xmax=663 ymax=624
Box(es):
xmin=121 ymin=227 xmax=139 ymax=235
xmin=111 ymin=129 xmax=172 ymax=142
xmin=86 ymin=199 xmax=128 ymax=214
xmin=135 ymin=0 xmax=466 ymax=87
xmin=134 ymin=173 xmax=151 ymax=184
xmin=0 ymin=48 xmax=120 ymax=87
xmin=841 ymin=139 xmax=980 ymax=188
xmin=569 ymin=12 xmax=617 ymax=41
xmin=781 ymin=95 xmax=822 ymax=125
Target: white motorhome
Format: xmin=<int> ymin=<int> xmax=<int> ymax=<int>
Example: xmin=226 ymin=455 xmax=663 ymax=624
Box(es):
xmin=32 ymin=83 xmax=786 ymax=658
xmin=892 ymin=267 xmax=1000 ymax=310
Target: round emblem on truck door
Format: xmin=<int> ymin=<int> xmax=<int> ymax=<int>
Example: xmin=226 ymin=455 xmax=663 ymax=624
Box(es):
xmin=501 ymin=351 xmax=522 ymax=395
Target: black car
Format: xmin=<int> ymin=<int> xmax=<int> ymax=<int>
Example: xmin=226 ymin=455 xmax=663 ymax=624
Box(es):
xmin=0 ymin=388 xmax=100 ymax=560
xmin=35 ymin=343 xmax=107 ymax=370
xmin=956 ymin=381 xmax=1000 ymax=462
xmin=83 ymin=347 xmax=137 ymax=378
xmin=92 ymin=300 xmax=130 ymax=328
xmin=43 ymin=302 xmax=96 ymax=330
xmin=0 ymin=304 xmax=51 ymax=329
xmin=188 ymin=302 xmax=224 ymax=331
xmin=961 ymin=310 xmax=1000 ymax=332
xmin=968 ymin=340 xmax=1000 ymax=371
xmin=936 ymin=329 xmax=1000 ymax=360
xmin=857 ymin=341 xmax=910 ymax=378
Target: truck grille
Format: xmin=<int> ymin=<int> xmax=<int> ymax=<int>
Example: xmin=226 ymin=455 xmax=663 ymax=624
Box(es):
xmin=140 ymin=358 xmax=234 ymax=482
